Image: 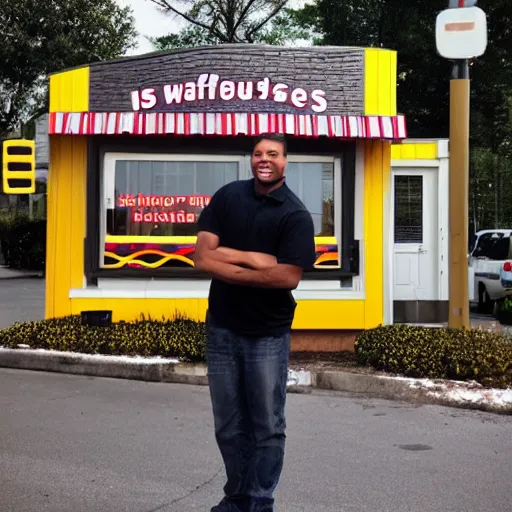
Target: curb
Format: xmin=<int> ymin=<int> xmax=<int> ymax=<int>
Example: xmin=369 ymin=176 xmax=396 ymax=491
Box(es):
xmin=313 ymin=370 xmax=512 ymax=414
xmin=0 ymin=348 xmax=208 ymax=386
xmin=0 ymin=348 xmax=510 ymax=414
xmin=314 ymin=371 xmax=425 ymax=401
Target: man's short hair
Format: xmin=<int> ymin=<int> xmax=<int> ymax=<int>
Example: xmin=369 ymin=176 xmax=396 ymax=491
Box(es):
xmin=253 ymin=133 xmax=287 ymax=156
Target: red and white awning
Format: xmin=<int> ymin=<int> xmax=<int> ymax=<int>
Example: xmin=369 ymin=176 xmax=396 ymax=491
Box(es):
xmin=48 ymin=112 xmax=407 ymax=140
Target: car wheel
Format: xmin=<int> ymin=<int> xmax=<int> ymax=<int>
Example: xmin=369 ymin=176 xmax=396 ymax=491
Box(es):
xmin=477 ymin=285 xmax=493 ymax=314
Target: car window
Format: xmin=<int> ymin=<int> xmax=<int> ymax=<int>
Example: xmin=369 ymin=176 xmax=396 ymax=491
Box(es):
xmin=487 ymin=236 xmax=511 ymax=261
xmin=473 ymin=232 xmax=504 ymax=258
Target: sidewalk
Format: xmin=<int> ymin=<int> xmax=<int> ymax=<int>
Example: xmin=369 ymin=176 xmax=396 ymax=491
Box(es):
xmin=0 ymin=265 xmax=43 ymax=279
xmin=0 ymin=347 xmax=510 ymax=414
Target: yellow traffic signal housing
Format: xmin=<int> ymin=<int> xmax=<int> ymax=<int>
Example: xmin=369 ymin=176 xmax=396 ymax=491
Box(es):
xmin=2 ymin=139 xmax=36 ymax=194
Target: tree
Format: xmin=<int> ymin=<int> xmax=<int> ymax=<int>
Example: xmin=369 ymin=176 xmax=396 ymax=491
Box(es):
xmin=148 ymin=0 xmax=310 ymax=49
xmin=293 ymin=0 xmax=450 ymax=138
xmin=295 ymin=0 xmax=512 ymax=230
xmin=0 ymin=0 xmax=137 ymax=138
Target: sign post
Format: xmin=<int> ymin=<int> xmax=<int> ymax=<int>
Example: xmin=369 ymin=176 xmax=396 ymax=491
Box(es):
xmin=436 ymin=3 xmax=487 ymax=329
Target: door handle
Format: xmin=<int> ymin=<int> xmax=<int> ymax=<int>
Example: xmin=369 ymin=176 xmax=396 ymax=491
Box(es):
xmin=419 ymin=245 xmax=427 ymax=254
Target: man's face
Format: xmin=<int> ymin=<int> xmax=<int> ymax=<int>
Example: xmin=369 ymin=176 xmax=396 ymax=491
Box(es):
xmin=251 ymin=139 xmax=287 ymax=187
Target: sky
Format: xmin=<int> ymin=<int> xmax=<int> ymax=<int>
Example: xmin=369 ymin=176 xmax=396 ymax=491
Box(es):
xmin=116 ymin=0 xmax=183 ymax=55
xmin=117 ymin=0 xmax=311 ymax=56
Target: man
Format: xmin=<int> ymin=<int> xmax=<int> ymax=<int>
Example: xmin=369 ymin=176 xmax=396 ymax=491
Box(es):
xmin=195 ymin=133 xmax=316 ymax=512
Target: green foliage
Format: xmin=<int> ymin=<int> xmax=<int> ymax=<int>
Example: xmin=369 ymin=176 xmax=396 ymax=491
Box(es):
xmin=294 ymin=0 xmax=451 ymax=138
xmin=0 ymin=215 xmax=46 ymax=270
xmin=292 ymin=0 xmax=512 ymax=232
xmin=0 ymin=0 xmax=137 ymax=137
xmin=494 ymin=298 xmax=512 ymax=326
xmin=0 ymin=314 xmax=207 ymax=362
xmin=355 ymin=325 xmax=512 ymax=388
xmin=501 ymin=298 xmax=512 ymax=313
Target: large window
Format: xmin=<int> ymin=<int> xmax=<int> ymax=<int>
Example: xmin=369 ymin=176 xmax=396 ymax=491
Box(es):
xmin=101 ymin=153 xmax=340 ymax=272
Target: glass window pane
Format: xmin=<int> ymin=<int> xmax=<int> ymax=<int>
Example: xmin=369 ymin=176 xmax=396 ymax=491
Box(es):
xmin=104 ymin=159 xmax=238 ymax=270
xmin=286 ymin=162 xmax=334 ymax=236
xmin=110 ymin=160 xmax=238 ymax=237
xmin=394 ymin=176 xmax=423 ymax=243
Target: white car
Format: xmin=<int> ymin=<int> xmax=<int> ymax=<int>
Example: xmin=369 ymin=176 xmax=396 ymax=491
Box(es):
xmin=469 ymin=229 xmax=512 ymax=313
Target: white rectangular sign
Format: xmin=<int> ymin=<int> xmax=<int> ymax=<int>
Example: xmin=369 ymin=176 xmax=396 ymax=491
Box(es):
xmin=436 ymin=6 xmax=487 ymax=59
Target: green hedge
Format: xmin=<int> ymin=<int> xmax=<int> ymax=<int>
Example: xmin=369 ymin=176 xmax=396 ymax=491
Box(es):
xmin=3 ymin=316 xmax=512 ymax=387
xmin=355 ymin=325 xmax=512 ymax=388
xmin=0 ymin=314 xmax=206 ymax=362
xmin=0 ymin=215 xmax=46 ymax=270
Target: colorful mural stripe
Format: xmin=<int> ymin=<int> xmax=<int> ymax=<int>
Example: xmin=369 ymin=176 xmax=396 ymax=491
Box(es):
xmin=103 ymin=236 xmax=340 ymax=270
xmin=49 ymin=112 xmax=407 ymax=140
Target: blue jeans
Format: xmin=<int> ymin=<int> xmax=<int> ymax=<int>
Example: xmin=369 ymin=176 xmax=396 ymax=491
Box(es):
xmin=206 ymin=315 xmax=291 ymax=512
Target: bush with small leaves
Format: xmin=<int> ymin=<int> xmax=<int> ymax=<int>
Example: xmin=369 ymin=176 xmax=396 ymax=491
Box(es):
xmin=0 ymin=215 xmax=46 ymax=270
xmin=355 ymin=325 xmax=512 ymax=388
xmin=0 ymin=313 xmax=206 ymax=362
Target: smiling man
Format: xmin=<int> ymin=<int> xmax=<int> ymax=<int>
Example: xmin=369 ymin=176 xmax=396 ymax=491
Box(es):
xmin=194 ymin=133 xmax=316 ymax=512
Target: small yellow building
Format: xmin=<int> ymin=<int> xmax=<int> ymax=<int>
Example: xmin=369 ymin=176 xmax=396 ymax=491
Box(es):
xmin=45 ymin=44 xmax=407 ymax=350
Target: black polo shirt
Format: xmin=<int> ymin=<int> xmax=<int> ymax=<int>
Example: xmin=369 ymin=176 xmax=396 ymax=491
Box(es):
xmin=198 ymin=178 xmax=316 ymax=337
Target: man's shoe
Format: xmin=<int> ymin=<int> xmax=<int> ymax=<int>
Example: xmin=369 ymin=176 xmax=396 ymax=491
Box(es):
xmin=211 ymin=497 xmax=247 ymax=511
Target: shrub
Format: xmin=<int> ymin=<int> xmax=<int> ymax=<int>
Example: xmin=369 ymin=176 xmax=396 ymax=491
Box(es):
xmin=355 ymin=325 xmax=512 ymax=388
xmin=0 ymin=314 xmax=206 ymax=362
xmin=0 ymin=214 xmax=46 ymax=270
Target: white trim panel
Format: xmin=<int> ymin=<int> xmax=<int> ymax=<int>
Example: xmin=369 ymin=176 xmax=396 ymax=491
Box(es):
xmin=383 ymin=142 xmax=393 ymax=325
xmin=69 ymin=288 xmax=365 ymax=301
xmin=392 ymin=159 xmax=440 ymax=168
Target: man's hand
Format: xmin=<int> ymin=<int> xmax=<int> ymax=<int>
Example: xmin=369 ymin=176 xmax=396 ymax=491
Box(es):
xmin=245 ymin=252 xmax=277 ymax=270
xmin=194 ymin=232 xmax=278 ymax=271
xmin=194 ymin=231 xmax=300 ymax=288
xmin=208 ymin=248 xmax=277 ymax=269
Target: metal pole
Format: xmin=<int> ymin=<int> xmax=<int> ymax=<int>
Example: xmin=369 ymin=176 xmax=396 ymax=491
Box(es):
xmin=448 ymin=58 xmax=470 ymax=329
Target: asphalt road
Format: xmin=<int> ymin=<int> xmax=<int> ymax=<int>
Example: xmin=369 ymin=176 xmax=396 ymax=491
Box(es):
xmin=0 ymin=278 xmax=45 ymax=329
xmin=0 ymin=369 xmax=511 ymax=512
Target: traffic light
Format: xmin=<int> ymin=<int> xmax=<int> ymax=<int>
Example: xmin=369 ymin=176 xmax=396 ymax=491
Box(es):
xmin=2 ymin=139 xmax=36 ymax=194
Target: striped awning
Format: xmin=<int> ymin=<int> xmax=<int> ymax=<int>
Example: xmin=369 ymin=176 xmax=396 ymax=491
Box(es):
xmin=48 ymin=112 xmax=407 ymax=140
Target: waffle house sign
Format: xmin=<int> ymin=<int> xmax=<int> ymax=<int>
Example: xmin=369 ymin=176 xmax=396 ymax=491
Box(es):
xmin=130 ymin=74 xmax=328 ymax=113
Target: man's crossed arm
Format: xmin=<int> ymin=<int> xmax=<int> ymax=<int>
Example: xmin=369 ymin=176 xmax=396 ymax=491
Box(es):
xmin=194 ymin=231 xmax=303 ymax=289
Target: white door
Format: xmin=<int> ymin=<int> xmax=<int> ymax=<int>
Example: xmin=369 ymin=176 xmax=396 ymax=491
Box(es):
xmin=393 ymin=168 xmax=439 ymax=301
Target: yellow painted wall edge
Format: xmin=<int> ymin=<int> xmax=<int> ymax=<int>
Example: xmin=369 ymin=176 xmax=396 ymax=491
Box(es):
xmin=49 ymin=67 xmax=90 ymax=113
xmin=45 ymin=136 xmax=87 ymax=318
xmin=364 ymin=48 xmax=397 ymax=117
xmin=391 ymin=141 xmax=438 ymax=160
xmin=46 ymin=138 xmax=389 ymax=330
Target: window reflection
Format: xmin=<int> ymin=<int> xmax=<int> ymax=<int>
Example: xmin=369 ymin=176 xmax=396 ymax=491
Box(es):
xmin=285 ymin=162 xmax=334 ymax=236
xmin=107 ymin=160 xmax=238 ymax=237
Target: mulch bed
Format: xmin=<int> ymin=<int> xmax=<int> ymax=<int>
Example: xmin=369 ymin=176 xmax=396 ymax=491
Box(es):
xmin=288 ymin=351 xmax=388 ymax=375
xmin=290 ymin=351 xmax=359 ymax=366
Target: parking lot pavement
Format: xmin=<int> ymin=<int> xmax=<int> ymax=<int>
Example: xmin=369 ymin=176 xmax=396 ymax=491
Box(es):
xmin=1 ymin=369 xmax=511 ymax=512
xmin=0 ymin=278 xmax=45 ymax=329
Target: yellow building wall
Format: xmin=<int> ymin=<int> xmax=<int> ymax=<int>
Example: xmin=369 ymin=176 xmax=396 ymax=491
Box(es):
xmin=45 ymin=138 xmax=390 ymax=330
xmin=49 ymin=67 xmax=90 ymax=112
xmin=391 ymin=142 xmax=438 ymax=160
xmin=364 ymin=48 xmax=397 ymax=116
xmin=45 ymin=136 xmax=88 ymax=318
